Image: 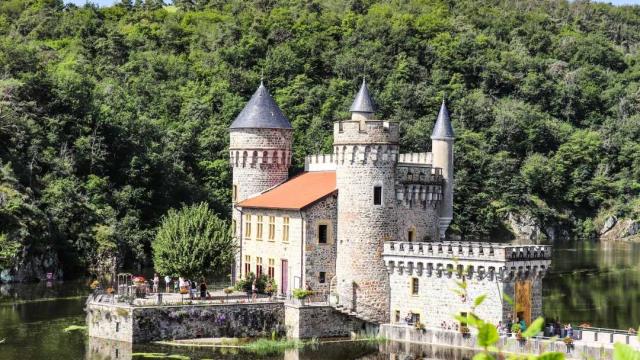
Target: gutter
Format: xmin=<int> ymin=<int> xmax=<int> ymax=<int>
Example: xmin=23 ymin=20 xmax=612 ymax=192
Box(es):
xmin=300 ymin=210 xmax=305 ymax=291
xmin=234 ymin=204 xmax=243 ymax=283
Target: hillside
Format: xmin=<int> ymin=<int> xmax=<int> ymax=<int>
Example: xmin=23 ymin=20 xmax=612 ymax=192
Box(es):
xmin=1 ymin=0 xmax=640 ymax=279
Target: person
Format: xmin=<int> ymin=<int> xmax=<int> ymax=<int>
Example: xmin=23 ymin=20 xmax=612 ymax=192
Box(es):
xmin=199 ymin=277 xmax=207 ymax=300
xmin=520 ymin=318 xmax=527 ymax=332
xmin=506 ymin=316 xmax=513 ymax=337
xmin=174 ymin=278 xmax=179 ymax=293
xmin=190 ymin=279 xmax=197 ymax=300
xmin=152 ymin=273 xmax=159 ymax=293
xmin=164 ymin=275 xmax=171 ymax=292
xmin=405 ymin=312 xmax=413 ymax=325
xmin=549 ymin=322 xmax=555 ymax=337
xmin=567 ymin=323 xmax=573 ymax=338
xmin=251 ymin=278 xmax=257 ymax=302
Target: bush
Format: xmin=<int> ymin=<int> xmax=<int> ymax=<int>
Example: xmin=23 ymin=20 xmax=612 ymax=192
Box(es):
xmin=292 ymin=289 xmax=313 ymax=300
xmin=237 ymin=273 xmax=269 ymax=294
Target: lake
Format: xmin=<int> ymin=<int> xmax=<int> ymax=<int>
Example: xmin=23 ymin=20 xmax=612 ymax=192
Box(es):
xmin=0 ymin=239 xmax=638 ymax=359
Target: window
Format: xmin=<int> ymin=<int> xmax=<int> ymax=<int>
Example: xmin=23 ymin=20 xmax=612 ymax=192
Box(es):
xmin=408 ymin=229 xmax=415 ymax=242
xmin=282 ymin=217 xmax=289 ymax=242
xmin=244 ymin=255 xmax=251 ymax=277
xmin=268 ymin=216 xmax=275 ymax=241
xmin=318 ymin=224 xmax=328 ymax=244
xmin=256 ymin=257 xmax=263 ymax=277
xmin=244 ymin=214 xmax=252 ymax=238
xmin=256 ymin=216 xmax=263 ymax=240
xmin=268 ymin=258 xmax=275 ymax=279
xmin=373 ymin=186 xmax=382 ymax=205
xmin=232 ymin=185 xmax=238 ymax=202
xmin=319 ymin=272 xmax=326 ymax=284
xmin=395 ymin=310 xmax=401 ymax=323
xmin=411 ymin=278 xmax=419 ymax=295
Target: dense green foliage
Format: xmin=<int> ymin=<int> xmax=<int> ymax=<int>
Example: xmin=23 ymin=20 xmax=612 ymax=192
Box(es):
xmin=151 ymin=202 xmax=233 ymax=278
xmin=1 ymin=0 xmax=640 ymax=275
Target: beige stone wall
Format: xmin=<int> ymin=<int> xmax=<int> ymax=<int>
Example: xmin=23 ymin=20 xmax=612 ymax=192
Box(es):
xmin=86 ymin=303 xmax=134 ymax=342
xmin=240 ymin=208 xmax=303 ymax=295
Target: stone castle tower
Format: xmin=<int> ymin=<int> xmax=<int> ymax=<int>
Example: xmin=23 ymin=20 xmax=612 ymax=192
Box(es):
xmin=229 ymin=82 xmax=292 ymax=280
xmin=334 ymin=80 xmax=399 ymax=323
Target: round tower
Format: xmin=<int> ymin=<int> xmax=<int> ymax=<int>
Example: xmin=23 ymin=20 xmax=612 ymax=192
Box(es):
xmin=229 ymin=82 xmax=292 ymax=280
xmin=334 ymin=79 xmax=398 ymax=323
xmin=431 ymin=100 xmax=455 ymax=239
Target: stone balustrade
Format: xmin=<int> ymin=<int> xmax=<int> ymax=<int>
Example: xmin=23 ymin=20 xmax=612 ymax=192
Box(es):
xmin=383 ymin=241 xmax=552 ymax=281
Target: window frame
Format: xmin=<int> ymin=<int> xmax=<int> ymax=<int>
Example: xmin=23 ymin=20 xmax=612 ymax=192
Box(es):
xmin=319 ymin=271 xmax=326 ymax=284
xmin=373 ymin=185 xmax=382 ymax=206
xmin=282 ymin=217 xmax=289 ymax=243
xmin=411 ymin=277 xmax=419 ymax=296
xmin=256 ymin=215 xmax=263 ymax=240
xmin=318 ymin=224 xmax=328 ymax=244
xmin=268 ymin=216 xmax=275 ymax=241
xmin=244 ymin=214 xmax=252 ymax=239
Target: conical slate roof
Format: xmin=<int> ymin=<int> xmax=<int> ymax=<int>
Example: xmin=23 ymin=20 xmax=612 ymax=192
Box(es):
xmin=349 ymin=79 xmax=375 ymax=113
xmin=230 ymin=82 xmax=292 ymax=129
xmin=431 ymin=100 xmax=455 ymax=139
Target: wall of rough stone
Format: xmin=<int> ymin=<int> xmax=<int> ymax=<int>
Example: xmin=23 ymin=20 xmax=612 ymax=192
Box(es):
xmin=88 ymin=301 xmax=286 ymax=343
xmin=303 ymin=195 xmax=337 ymax=294
xmin=285 ymin=303 xmax=362 ymax=339
xmin=334 ymin=119 xmax=398 ymax=323
xmin=230 ymin=128 xmax=292 ymax=281
xmin=87 ymin=302 xmax=135 ymax=342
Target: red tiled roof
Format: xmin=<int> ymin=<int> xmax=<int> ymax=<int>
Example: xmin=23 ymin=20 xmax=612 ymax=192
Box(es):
xmin=237 ymin=171 xmax=336 ymax=210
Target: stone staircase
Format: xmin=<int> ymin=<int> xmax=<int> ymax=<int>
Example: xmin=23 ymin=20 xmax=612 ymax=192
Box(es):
xmin=332 ymin=303 xmax=376 ymax=324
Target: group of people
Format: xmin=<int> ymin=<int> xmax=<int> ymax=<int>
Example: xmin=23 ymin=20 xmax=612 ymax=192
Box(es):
xmin=497 ymin=316 xmax=528 ymax=337
xmin=548 ymin=320 xmax=574 ymax=338
xmin=152 ymin=273 xmax=210 ymax=300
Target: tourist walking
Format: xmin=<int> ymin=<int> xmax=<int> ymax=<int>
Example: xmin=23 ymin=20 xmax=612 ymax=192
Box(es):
xmin=190 ymin=279 xmax=197 ymax=300
xmin=152 ymin=273 xmax=159 ymax=293
xmin=164 ymin=275 xmax=171 ymax=292
xmin=251 ymin=278 xmax=257 ymax=302
xmin=200 ymin=277 xmax=207 ymax=300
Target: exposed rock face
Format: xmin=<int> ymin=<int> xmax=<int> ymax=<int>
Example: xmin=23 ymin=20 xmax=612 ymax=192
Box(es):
xmin=600 ymin=218 xmax=640 ymax=241
xmin=600 ymin=216 xmax=617 ymax=234
xmin=0 ymin=248 xmax=62 ymax=283
xmin=507 ymin=212 xmax=545 ymax=242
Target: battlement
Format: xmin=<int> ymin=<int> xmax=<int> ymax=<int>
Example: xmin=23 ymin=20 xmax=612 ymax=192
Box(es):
xmin=230 ymin=149 xmax=291 ymax=169
xmin=398 ymin=152 xmax=433 ymax=166
xmin=305 ymin=153 xmax=337 ymax=171
xmin=333 ymin=120 xmax=400 ymax=145
xmin=397 ymin=165 xmax=443 ymax=184
xmin=383 ymin=241 xmax=552 ymax=281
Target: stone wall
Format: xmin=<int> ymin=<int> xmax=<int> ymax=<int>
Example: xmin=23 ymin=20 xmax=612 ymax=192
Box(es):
xmin=284 ymin=303 xmax=362 ymax=339
xmin=303 ymin=195 xmax=337 ymax=293
xmin=230 ymin=127 xmax=292 ymax=281
xmin=87 ymin=301 xmax=285 ymax=343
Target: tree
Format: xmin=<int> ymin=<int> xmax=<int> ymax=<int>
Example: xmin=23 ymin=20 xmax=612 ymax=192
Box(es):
xmin=152 ymin=202 xmax=234 ymax=278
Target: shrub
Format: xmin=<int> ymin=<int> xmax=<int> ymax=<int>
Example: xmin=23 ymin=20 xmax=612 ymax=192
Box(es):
xmin=292 ymin=289 xmax=313 ymax=299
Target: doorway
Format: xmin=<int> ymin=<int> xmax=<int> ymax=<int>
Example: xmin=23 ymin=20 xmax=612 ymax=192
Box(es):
xmin=515 ymin=279 xmax=532 ymax=325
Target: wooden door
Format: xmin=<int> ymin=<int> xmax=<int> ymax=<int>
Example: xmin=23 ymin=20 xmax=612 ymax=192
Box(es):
xmin=281 ymin=259 xmax=288 ymax=295
xmin=515 ymin=280 xmax=532 ymax=325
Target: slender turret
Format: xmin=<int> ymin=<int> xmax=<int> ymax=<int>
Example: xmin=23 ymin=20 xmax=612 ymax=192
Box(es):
xmin=431 ymin=100 xmax=455 ymax=239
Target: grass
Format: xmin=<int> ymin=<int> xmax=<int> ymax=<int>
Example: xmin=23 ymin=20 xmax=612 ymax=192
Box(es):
xmin=63 ymin=325 xmax=87 ymax=333
xmin=132 ymin=353 xmax=189 ymax=359
xmin=243 ymin=337 xmax=319 ymax=355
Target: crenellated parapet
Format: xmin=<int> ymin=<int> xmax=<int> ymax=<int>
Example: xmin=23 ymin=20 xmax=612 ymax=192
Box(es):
xmin=304 ymin=153 xmax=337 ymax=171
xmin=229 ymin=149 xmax=291 ymax=170
xmin=398 ymin=152 xmax=433 ymax=166
xmin=383 ymin=241 xmax=551 ymax=282
xmin=332 ymin=143 xmax=399 ymax=166
xmin=333 ymin=120 xmax=400 ymax=145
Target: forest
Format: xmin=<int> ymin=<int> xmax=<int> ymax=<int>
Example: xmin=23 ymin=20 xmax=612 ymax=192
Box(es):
xmin=1 ymin=0 xmax=639 ymax=277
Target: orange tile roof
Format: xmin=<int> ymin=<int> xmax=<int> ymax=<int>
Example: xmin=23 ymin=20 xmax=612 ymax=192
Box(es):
xmin=237 ymin=171 xmax=336 ymax=210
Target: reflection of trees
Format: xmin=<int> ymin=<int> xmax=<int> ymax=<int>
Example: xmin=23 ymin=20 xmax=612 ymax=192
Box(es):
xmin=543 ymin=241 xmax=640 ymax=329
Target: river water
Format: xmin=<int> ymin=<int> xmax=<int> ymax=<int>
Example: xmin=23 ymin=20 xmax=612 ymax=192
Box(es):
xmin=0 ymin=240 xmax=638 ymax=360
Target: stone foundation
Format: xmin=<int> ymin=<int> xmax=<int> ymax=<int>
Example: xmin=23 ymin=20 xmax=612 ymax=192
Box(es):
xmin=284 ymin=303 xmax=364 ymax=339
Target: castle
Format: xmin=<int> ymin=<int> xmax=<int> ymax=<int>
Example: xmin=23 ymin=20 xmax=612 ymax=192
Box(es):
xmin=229 ymin=80 xmax=551 ymax=326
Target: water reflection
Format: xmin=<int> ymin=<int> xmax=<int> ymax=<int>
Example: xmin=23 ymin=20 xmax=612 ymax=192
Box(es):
xmin=85 ymin=338 xmax=476 ymax=360
xmin=543 ymin=240 xmax=640 ymax=329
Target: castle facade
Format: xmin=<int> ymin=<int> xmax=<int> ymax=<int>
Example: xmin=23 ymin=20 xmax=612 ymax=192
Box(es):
xmin=229 ymin=80 xmax=550 ymax=326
